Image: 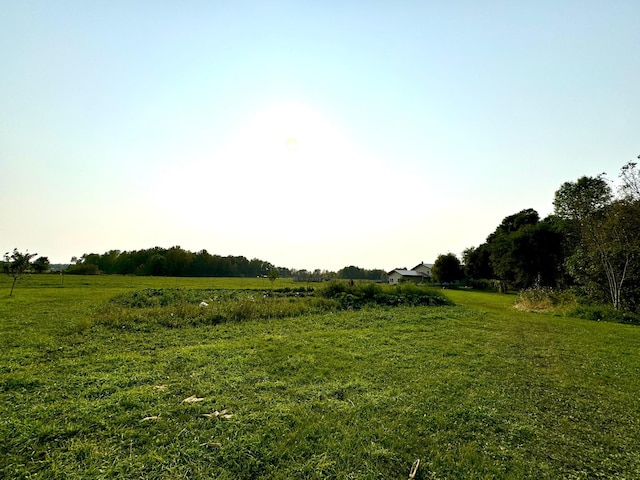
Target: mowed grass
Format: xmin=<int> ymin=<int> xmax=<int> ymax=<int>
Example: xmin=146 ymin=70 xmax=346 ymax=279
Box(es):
xmin=1 ymin=276 xmax=639 ymax=479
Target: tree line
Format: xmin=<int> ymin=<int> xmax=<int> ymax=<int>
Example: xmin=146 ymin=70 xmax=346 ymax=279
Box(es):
xmin=67 ymin=247 xmax=278 ymax=278
xmin=63 ymin=247 xmax=386 ymax=282
xmin=460 ymin=160 xmax=640 ymax=312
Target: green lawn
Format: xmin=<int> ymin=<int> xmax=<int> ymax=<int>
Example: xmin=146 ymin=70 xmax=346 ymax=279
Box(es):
xmin=1 ymin=276 xmax=639 ymax=479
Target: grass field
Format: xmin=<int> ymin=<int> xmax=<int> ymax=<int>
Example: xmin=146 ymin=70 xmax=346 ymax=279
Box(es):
xmin=1 ymin=275 xmax=639 ymax=479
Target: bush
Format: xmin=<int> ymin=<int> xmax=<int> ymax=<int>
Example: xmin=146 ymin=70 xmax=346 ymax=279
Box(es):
xmin=319 ymin=281 xmax=451 ymax=309
xmin=515 ymin=287 xmax=576 ymax=312
xmin=569 ymin=304 xmax=640 ymax=325
xmin=98 ymin=288 xmax=339 ymax=329
xmin=469 ymin=279 xmax=502 ymax=291
xmin=98 ymin=283 xmax=453 ymax=330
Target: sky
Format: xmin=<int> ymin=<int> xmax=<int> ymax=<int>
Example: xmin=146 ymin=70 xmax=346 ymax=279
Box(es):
xmin=1 ymin=1 xmax=638 ymax=271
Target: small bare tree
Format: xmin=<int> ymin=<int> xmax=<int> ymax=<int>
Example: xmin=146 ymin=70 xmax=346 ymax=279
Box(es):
xmin=619 ymin=158 xmax=640 ymax=200
xmin=3 ymin=248 xmax=37 ymax=296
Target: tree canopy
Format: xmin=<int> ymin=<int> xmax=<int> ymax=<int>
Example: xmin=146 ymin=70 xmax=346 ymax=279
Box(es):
xmin=462 ymin=160 xmax=640 ymax=313
xmin=432 ymin=253 xmax=463 ymax=285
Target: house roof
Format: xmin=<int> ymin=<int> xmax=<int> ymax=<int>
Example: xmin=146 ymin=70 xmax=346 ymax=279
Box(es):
xmin=412 ymin=262 xmax=434 ymax=270
xmin=388 ymin=269 xmax=426 ymax=277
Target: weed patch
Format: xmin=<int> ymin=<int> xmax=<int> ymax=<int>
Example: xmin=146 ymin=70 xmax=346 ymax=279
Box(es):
xmin=98 ymin=284 xmax=450 ymax=329
xmin=98 ymin=288 xmax=339 ymax=329
xmin=515 ymin=287 xmax=576 ymax=312
xmin=319 ymin=280 xmax=452 ymax=309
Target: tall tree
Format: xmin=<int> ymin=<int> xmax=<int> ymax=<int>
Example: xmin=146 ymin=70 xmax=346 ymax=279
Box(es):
xmin=553 ymin=175 xmax=612 ymax=221
xmin=554 ymin=173 xmax=637 ymax=310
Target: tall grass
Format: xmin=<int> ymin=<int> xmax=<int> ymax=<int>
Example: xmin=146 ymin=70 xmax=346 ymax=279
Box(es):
xmin=99 ymin=288 xmax=339 ymax=329
xmin=514 ymin=286 xmax=576 ymax=312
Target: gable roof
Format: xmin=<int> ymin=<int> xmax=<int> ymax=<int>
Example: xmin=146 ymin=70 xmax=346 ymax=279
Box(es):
xmin=412 ymin=262 xmax=434 ymax=270
xmin=388 ymin=269 xmax=426 ymax=277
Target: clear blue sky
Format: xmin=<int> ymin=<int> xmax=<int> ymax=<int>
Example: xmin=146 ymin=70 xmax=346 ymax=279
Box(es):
xmin=1 ymin=1 xmax=638 ymax=271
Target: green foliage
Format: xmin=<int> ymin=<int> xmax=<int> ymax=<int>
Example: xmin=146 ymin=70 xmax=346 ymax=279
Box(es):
xmin=320 ymin=280 xmax=451 ymax=309
xmin=65 ymin=263 xmax=101 ymax=275
xmin=432 ymin=252 xmax=464 ymax=284
xmin=3 ymin=248 xmax=38 ymax=296
xmin=337 ymin=265 xmax=386 ymax=281
xmin=99 ymin=288 xmax=337 ymax=329
xmin=268 ymin=267 xmax=279 ymax=284
xmin=619 ymin=160 xmax=640 ymax=200
xmin=468 ymin=279 xmax=503 ymax=292
xmin=98 ymin=283 xmax=451 ymax=330
xmin=569 ymin=303 xmax=640 ymax=325
xmin=463 ymin=245 xmax=493 ymax=281
xmin=68 ymin=246 xmax=284 ymax=278
xmin=553 ymin=175 xmax=612 ymax=221
xmin=555 ymin=174 xmax=640 ymax=310
xmin=515 ymin=287 xmax=576 ymax=312
xmin=465 ymin=164 xmax=640 ymax=311
xmin=32 ymin=256 xmax=50 ymax=273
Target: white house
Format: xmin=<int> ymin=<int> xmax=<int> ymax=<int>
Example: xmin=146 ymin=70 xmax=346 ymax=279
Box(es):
xmin=387 ymin=262 xmax=433 ymax=285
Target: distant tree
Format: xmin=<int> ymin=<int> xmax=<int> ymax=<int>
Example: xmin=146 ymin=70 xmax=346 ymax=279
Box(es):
xmin=3 ymin=249 xmax=37 ymax=296
xmin=145 ymin=254 xmax=167 ymax=276
xmin=432 ymin=253 xmax=463 ymax=285
xmin=65 ymin=263 xmax=100 ymax=275
xmin=338 ymin=265 xmax=366 ymax=279
xmin=32 ymin=256 xmax=50 ymax=273
xmin=268 ymin=267 xmax=279 ymax=285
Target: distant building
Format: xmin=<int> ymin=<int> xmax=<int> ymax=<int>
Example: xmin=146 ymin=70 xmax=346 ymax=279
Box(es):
xmin=387 ymin=262 xmax=433 ymax=285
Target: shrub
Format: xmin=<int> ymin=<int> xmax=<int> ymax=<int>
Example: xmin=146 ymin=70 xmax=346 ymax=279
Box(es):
xmin=65 ymin=263 xmax=100 ymax=275
xmin=98 ymin=288 xmax=340 ymax=329
xmin=98 ymin=283 xmax=452 ymax=330
xmin=469 ymin=279 xmax=502 ymax=291
xmin=319 ymin=281 xmax=451 ymax=309
xmin=569 ymin=304 xmax=640 ymax=325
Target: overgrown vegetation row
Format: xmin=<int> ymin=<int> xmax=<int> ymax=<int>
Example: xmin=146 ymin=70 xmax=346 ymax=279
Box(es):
xmin=99 ymin=282 xmax=451 ymax=329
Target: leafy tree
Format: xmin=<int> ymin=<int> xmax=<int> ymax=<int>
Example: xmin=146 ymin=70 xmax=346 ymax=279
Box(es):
xmin=465 ymin=209 xmax=569 ymax=291
xmin=338 ymin=265 xmax=366 ymax=279
xmin=463 ymin=245 xmax=493 ymax=280
xmin=3 ymin=249 xmax=37 ymax=296
xmin=268 ymin=267 xmax=279 ymax=285
xmin=145 ymin=254 xmax=167 ymax=276
xmin=553 ymin=175 xmax=612 ymax=221
xmin=66 ymin=263 xmax=100 ymax=275
xmin=554 ymin=173 xmax=638 ymax=310
xmin=432 ymin=253 xmax=463 ymax=284
xmin=32 ymin=256 xmax=50 ymax=273
xmin=489 ymin=217 xmax=565 ymax=289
